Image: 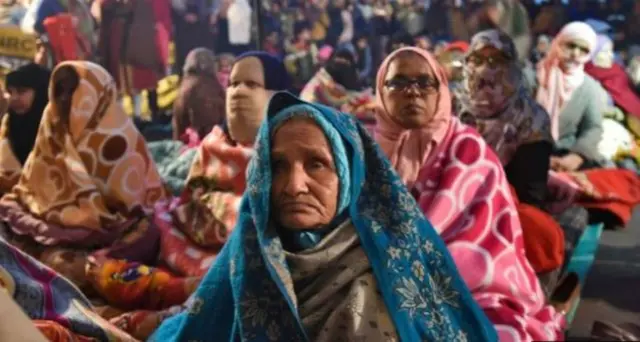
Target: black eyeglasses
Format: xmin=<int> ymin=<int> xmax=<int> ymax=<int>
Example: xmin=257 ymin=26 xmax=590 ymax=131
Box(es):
xmin=383 ymin=76 xmax=439 ymax=93
xmin=466 ymin=53 xmax=510 ymax=68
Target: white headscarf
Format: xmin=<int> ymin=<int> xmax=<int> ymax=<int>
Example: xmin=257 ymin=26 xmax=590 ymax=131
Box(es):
xmin=536 ymin=21 xmax=597 ymax=140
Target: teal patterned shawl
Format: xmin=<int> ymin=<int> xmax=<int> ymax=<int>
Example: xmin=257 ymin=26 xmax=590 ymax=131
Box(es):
xmin=150 ymin=92 xmax=498 ymax=341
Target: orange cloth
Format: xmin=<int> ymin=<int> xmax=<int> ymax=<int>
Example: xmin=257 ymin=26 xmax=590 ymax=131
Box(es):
xmin=510 ymin=186 xmax=565 ymax=273
xmin=0 ymin=115 xmax=21 ymax=194
xmin=0 ymin=61 xmax=167 ymax=246
xmin=575 ymin=169 xmax=640 ymax=227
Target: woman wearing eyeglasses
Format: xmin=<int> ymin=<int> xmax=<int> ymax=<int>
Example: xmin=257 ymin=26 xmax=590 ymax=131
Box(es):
xmin=374 ymin=47 xmax=564 ymax=342
xmin=536 ymin=21 xmax=607 ymax=172
xmin=455 ymin=29 xmax=589 ymax=300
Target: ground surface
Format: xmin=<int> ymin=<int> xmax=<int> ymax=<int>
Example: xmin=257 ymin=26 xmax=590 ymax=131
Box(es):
xmin=569 ymin=207 xmax=640 ymax=339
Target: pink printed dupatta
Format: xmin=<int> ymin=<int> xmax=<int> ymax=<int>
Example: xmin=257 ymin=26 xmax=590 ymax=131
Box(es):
xmin=412 ymin=118 xmax=563 ymax=341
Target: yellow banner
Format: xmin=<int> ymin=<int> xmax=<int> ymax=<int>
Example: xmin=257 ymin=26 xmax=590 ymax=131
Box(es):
xmin=0 ymin=25 xmax=36 ymax=60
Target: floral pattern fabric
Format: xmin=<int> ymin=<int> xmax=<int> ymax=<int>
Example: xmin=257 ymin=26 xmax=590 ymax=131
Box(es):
xmin=150 ymin=92 xmax=497 ymax=342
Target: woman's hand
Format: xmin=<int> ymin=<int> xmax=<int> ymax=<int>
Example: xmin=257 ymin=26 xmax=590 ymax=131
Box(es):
xmin=550 ymin=153 xmax=584 ymax=172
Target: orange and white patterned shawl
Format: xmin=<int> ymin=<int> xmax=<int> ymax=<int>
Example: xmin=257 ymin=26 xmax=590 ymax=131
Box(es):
xmin=0 ymin=61 xmax=167 ymax=246
xmin=0 ymin=115 xmax=22 ymax=194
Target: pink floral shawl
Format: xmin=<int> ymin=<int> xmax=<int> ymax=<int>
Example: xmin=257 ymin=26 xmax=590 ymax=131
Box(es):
xmin=411 ymin=118 xmax=564 ymax=341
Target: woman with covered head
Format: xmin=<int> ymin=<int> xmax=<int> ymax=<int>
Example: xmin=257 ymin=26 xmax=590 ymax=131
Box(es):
xmin=172 ymin=47 xmax=226 ymax=141
xmin=456 ymin=29 xmax=586 ymax=294
xmin=536 ymin=21 xmax=607 ymax=171
xmin=374 ymin=46 xmax=563 ymax=340
xmin=151 ymin=91 xmax=498 ymax=341
xmin=0 ymin=63 xmax=51 ymax=194
xmin=94 ymin=52 xmax=293 ymax=340
xmin=585 ymin=35 xmax=640 ymax=120
xmin=161 ymin=51 xmax=293 ymax=273
xmin=0 ymin=61 xmax=166 ymax=290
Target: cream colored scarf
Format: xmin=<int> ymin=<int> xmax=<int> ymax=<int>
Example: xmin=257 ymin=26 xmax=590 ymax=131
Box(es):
xmin=285 ymin=220 xmax=399 ymax=341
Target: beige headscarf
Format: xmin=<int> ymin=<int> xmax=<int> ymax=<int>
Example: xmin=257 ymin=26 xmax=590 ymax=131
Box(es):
xmin=536 ymin=21 xmax=597 ymax=140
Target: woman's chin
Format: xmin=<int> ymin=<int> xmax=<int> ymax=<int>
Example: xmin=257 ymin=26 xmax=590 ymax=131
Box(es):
xmin=279 ymin=214 xmax=324 ymax=231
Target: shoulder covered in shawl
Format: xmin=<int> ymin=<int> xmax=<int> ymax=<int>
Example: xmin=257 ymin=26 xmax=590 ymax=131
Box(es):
xmin=414 ymin=117 xmax=563 ymax=341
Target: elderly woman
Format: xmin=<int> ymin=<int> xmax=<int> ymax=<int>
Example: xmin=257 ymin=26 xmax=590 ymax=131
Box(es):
xmin=93 ymin=52 xmax=293 ymax=340
xmin=151 ymin=92 xmax=498 ymax=341
xmin=456 ymin=30 xmax=587 ymax=293
xmin=374 ymin=46 xmax=563 ymax=341
xmin=536 ymin=21 xmax=607 ymax=171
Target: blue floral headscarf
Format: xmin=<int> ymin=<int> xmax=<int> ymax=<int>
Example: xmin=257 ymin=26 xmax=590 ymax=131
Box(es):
xmin=150 ymin=92 xmax=497 ymax=342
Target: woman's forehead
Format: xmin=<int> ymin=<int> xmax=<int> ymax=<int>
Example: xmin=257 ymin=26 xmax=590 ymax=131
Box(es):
xmin=272 ymin=117 xmax=330 ymax=148
xmin=386 ymin=53 xmax=434 ymax=78
xmin=231 ymin=57 xmax=265 ymax=82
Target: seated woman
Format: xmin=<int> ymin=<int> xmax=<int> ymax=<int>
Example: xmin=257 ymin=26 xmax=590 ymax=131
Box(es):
xmin=172 ymin=47 xmax=226 ymax=141
xmin=374 ymin=47 xmax=562 ymax=340
xmin=151 ymin=91 xmax=498 ymax=342
xmin=300 ymin=45 xmax=376 ymax=129
xmin=159 ymin=51 xmax=293 ymax=277
xmin=149 ymin=47 xmax=226 ymax=196
xmin=0 ymin=61 xmax=166 ymax=291
xmin=0 ymin=63 xmax=50 ymax=194
xmin=535 ymin=21 xmax=606 ymax=171
xmin=95 ymin=52 xmax=292 ymax=340
xmin=456 ymin=29 xmax=588 ymax=293
xmin=585 ymin=35 xmax=640 ymax=120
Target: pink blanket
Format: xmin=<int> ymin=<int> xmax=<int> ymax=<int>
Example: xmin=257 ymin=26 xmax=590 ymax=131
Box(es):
xmin=412 ymin=118 xmax=563 ymax=341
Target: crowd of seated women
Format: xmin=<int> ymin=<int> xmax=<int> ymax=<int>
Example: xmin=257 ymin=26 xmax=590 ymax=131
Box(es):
xmin=1 ymin=19 xmax=640 ymax=342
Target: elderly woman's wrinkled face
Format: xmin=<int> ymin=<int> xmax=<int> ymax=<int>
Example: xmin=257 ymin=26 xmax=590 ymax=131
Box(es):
xmin=560 ymin=38 xmax=591 ymax=70
xmin=271 ymin=118 xmax=339 ymax=230
xmin=382 ymin=52 xmax=440 ymax=129
xmin=465 ymin=45 xmax=516 ymax=111
xmin=226 ymin=57 xmax=273 ymax=145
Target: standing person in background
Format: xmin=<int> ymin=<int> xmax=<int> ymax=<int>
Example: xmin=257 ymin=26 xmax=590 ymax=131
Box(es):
xmin=310 ymin=0 xmax=330 ymax=45
xmin=22 ymin=0 xmax=95 ymax=62
xmin=604 ymin=0 xmax=628 ymax=51
xmin=96 ymin=0 xmax=166 ymax=118
xmin=483 ymin=0 xmax=531 ymax=63
xmin=171 ymin=0 xmax=216 ymax=76
xmin=532 ymin=0 xmax=566 ymax=37
xmin=370 ymin=0 xmax=393 ymax=68
xmin=285 ymin=22 xmax=318 ymax=93
xmin=424 ymin=0 xmax=451 ymax=41
xmin=394 ymin=0 xmax=426 ymax=38
xmin=226 ymin=0 xmax=252 ymax=54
